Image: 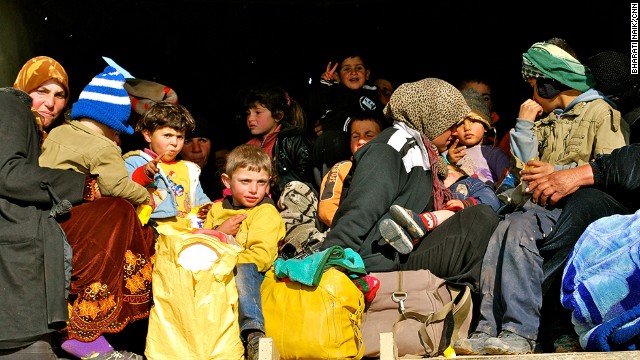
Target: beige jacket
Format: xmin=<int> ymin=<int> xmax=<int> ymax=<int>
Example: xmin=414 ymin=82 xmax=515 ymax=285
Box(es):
xmin=39 ymin=121 xmax=149 ymax=205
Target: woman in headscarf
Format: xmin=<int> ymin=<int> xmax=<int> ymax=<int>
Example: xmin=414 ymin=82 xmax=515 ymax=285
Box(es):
xmin=319 ymin=77 xmax=500 ymax=289
xmin=13 ymin=56 xmax=71 ymax=139
xmin=0 ymin=58 xmax=155 ymax=360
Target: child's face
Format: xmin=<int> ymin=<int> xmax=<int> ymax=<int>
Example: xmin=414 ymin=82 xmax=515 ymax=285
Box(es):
xmin=461 ymin=81 xmax=493 ymax=111
xmin=455 ymin=118 xmax=486 ymax=147
xmin=143 ymin=126 xmax=185 ymax=162
xmin=528 ymin=78 xmax=562 ymax=113
xmin=246 ymin=104 xmax=279 ymax=139
xmin=350 ymin=119 xmax=381 ymax=155
xmin=339 ymin=56 xmax=369 ymax=91
xmin=101 ymin=126 xmax=121 ymax=146
xmin=221 ymin=167 xmax=270 ymax=208
xmin=375 ymin=78 xmax=393 ymax=105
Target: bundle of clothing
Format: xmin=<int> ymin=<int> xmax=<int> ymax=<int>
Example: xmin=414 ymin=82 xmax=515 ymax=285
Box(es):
xmin=561 ymin=208 xmax=640 ymax=351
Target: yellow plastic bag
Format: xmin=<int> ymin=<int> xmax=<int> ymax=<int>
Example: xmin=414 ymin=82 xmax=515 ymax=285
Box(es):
xmin=145 ymin=224 xmax=244 ymax=360
xmin=262 ymin=267 xmax=365 ymax=359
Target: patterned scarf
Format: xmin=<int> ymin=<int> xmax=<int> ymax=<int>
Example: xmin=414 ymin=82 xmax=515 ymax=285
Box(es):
xmin=423 ymin=135 xmax=453 ymax=210
xmin=522 ymin=42 xmax=595 ymax=91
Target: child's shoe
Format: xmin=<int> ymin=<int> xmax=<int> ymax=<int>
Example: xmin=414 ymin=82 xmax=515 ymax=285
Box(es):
xmin=379 ymin=219 xmax=414 ymax=254
xmin=453 ymin=331 xmax=491 ymax=355
xmin=88 ymin=350 xmax=144 ymax=360
xmin=483 ymin=330 xmax=536 ymax=355
xmin=389 ymin=205 xmax=428 ymax=239
xmin=245 ymin=331 xmax=264 ymax=360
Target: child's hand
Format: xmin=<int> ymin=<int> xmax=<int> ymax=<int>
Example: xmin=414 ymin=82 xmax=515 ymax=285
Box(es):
xmin=217 ymin=214 xmax=248 ymax=236
xmin=518 ymin=99 xmax=544 ymax=122
xmin=197 ymin=203 xmax=212 ymax=221
xmin=144 ymin=153 xmax=164 ymax=178
xmin=443 ymin=199 xmax=464 ymax=212
xmin=446 ymin=139 xmax=466 ymax=164
xmin=321 ymin=61 xmax=338 ymax=82
xmin=314 ymin=119 xmax=324 ymax=137
xmin=520 ymin=159 xmax=554 ymax=193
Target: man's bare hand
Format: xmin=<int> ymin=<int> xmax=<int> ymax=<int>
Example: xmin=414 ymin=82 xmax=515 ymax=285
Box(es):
xmin=527 ymin=166 xmax=592 ymax=206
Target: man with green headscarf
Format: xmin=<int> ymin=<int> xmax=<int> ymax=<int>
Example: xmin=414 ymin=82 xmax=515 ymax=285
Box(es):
xmin=454 ymin=38 xmax=629 ymax=355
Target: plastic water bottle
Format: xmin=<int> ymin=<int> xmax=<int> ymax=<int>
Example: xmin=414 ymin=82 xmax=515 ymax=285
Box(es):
xmin=496 ymin=172 xmax=516 ymax=194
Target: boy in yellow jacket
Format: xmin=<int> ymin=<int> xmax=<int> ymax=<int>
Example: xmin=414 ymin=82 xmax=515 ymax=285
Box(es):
xmin=199 ymin=144 xmax=286 ymax=360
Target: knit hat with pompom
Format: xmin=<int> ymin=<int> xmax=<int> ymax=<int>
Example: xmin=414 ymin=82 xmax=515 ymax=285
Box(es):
xmin=70 ymin=66 xmax=133 ymax=134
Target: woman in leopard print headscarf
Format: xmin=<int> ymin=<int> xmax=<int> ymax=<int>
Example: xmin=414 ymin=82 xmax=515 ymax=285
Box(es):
xmin=319 ymin=77 xmax=500 ymax=292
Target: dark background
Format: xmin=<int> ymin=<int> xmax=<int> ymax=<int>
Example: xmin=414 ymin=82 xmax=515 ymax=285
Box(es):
xmin=26 ymin=0 xmax=632 ymax=149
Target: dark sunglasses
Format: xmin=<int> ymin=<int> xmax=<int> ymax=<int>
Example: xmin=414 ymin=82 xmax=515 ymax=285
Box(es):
xmin=536 ymin=78 xmax=571 ymax=99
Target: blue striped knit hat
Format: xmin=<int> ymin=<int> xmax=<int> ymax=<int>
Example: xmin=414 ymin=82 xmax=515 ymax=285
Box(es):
xmin=70 ymin=66 xmax=133 ymax=134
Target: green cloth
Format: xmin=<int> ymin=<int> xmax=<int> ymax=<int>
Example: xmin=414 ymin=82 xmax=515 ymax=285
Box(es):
xmin=273 ymin=245 xmax=366 ymax=286
xmin=523 ymin=42 xmax=595 ymax=92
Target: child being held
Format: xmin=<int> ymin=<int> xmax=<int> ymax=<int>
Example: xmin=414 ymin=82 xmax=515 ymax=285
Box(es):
xmin=39 ymin=65 xmax=153 ymax=208
xmin=380 ymin=163 xmax=501 ymax=255
xmin=277 ymin=110 xmax=388 ymax=260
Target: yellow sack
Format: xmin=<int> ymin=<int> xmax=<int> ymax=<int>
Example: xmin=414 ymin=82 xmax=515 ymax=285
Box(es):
xmin=262 ymin=267 xmax=365 ymax=359
xmin=145 ymin=224 xmax=244 ymax=360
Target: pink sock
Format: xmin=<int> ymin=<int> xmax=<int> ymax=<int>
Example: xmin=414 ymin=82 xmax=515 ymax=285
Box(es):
xmin=61 ymin=336 xmax=113 ymax=358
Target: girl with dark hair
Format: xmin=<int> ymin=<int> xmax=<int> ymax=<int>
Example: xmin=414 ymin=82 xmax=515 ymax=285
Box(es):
xmin=244 ymin=86 xmax=313 ymax=203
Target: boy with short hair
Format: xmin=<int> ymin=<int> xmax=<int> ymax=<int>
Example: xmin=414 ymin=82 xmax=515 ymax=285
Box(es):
xmin=309 ymin=53 xmax=387 ymax=187
xmin=124 ymin=101 xmax=211 ymax=228
xmin=199 ymin=143 xmax=286 ymax=360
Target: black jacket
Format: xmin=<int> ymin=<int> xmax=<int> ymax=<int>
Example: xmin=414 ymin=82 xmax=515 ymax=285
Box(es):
xmin=591 ymin=143 xmax=640 ymax=211
xmin=309 ymin=80 xmax=386 ymax=132
xmin=271 ymin=123 xmax=314 ymax=202
xmin=320 ymin=127 xmax=432 ymax=271
xmin=0 ymin=89 xmax=85 ymax=349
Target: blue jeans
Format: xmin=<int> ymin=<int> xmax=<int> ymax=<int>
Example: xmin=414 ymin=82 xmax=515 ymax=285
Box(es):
xmin=235 ymin=263 xmax=265 ymax=338
xmin=476 ymin=201 xmax=562 ymax=340
xmin=537 ymin=188 xmax=633 ymax=348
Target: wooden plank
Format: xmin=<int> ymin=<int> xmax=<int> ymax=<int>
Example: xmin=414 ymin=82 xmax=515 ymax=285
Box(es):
xmin=380 ymin=332 xmax=397 ymax=360
xmin=374 ymin=330 xmax=640 ymax=360
xmin=437 ymin=351 xmax=640 ymax=359
xmin=258 ymin=337 xmax=279 ymax=360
